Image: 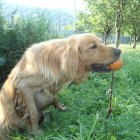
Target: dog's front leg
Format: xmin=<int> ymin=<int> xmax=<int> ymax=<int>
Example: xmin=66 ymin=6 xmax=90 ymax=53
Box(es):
xmin=53 ymin=97 xmax=69 ymax=111
xmin=22 ymin=88 xmax=40 ymax=132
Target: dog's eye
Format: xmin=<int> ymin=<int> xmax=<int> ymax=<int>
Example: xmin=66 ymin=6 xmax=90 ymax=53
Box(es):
xmin=90 ymin=45 xmax=97 ymax=49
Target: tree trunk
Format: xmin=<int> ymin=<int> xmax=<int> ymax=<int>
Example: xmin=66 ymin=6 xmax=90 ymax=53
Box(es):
xmin=115 ymin=27 xmax=121 ymax=48
xmin=133 ymin=35 xmax=137 ymax=49
xmin=104 ymin=33 xmax=109 ymax=45
xmin=101 ymin=34 xmax=104 ymax=41
xmin=129 ymin=36 xmax=132 ymax=45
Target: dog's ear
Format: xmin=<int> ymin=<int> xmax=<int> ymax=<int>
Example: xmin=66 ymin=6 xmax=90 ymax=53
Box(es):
xmin=61 ymin=41 xmax=79 ymax=80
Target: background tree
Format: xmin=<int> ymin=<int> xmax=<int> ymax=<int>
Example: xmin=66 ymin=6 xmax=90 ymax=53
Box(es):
xmin=124 ymin=0 xmax=140 ymax=48
xmin=0 ymin=0 xmax=5 ymax=41
xmin=76 ymin=12 xmax=92 ymax=32
xmin=111 ymin=0 xmax=128 ymax=48
xmin=77 ymin=0 xmax=114 ymax=44
xmin=77 ymin=0 xmax=137 ymax=48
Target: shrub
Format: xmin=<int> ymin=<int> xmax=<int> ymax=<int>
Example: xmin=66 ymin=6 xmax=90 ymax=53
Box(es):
xmin=0 ymin=9 xmax=59 ymax=70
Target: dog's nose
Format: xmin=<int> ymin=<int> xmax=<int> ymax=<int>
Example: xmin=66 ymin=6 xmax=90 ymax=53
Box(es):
xmin=114 ymin=48 xmax=121 ymax=56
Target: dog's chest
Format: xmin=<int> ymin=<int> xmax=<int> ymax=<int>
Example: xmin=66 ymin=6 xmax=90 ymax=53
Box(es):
xmin=43 ymin=79 xmax=71 ymax=94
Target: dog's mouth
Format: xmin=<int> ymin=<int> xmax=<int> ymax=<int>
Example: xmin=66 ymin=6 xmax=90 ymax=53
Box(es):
xmin=91 ymin=64 xmax=111 ymax=73
xmin=91 ymin=57 xmax=119 ymax=73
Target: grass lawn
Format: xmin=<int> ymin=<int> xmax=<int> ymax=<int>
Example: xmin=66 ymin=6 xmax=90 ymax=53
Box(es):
xmin=11 ymin=45 xmax=140 ymax=140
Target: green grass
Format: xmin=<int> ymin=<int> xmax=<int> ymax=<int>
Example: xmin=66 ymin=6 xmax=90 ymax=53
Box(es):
xmin=11 ymin=45 xmax=140 ymax=140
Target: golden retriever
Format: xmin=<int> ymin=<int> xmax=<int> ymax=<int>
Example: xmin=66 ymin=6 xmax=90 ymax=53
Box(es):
xmin=0 ymin=33 xmax=121 ymax=140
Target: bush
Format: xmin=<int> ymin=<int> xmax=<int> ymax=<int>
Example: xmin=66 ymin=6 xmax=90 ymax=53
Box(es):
xmin=0 ymin=9 xmax=59 ymax=70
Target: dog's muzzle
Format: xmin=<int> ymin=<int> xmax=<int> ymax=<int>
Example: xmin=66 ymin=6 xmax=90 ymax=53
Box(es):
xmin=91 ymin=48 xmax=121 ymax=73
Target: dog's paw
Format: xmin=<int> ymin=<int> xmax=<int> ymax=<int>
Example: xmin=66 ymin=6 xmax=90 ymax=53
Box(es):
xmin=39 ymin=112 xmax=51 ymax=125
xmin=59 ymin=106 xmax=69 ymax=112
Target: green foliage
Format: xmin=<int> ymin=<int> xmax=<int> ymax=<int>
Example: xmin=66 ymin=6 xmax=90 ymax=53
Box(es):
xmin=77 ymin=0 xmax=114 ymax=35
xmin=0 ymin=1 xmax=6 ymax=39
xmin=9 ymin=45 xmax=140 ymax=140
xmin=77 ymin=0 xmax=140 ymax=47
xmin=124 ymin=0 xmax=140 ymax=48
xmin=76 ymin=12 xmax=91 ymax=32
xmin=77 ymin=0 xmax=114 ymax=34
xmin=0 ymin=9 xmax=58 ymax=68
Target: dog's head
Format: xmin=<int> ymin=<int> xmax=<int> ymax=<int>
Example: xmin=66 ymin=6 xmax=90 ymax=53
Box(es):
xmin=77 ymin=33 xmax=121 ymax=73
xmin=61 ymin=33 xmax=121 ymax=79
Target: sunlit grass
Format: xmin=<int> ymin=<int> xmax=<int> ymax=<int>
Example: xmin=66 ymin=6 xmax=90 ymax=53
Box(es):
xmin=120 ymin=44 xmax=140 ymax=53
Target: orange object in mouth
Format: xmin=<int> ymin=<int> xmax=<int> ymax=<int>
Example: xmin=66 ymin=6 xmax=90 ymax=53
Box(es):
xmin=108 ymin=58 xmax=123 ymax=71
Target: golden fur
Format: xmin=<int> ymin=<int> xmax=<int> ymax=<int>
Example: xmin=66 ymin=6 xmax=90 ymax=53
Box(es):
xmin=0 ymin=33 xmax=120 ymax=140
